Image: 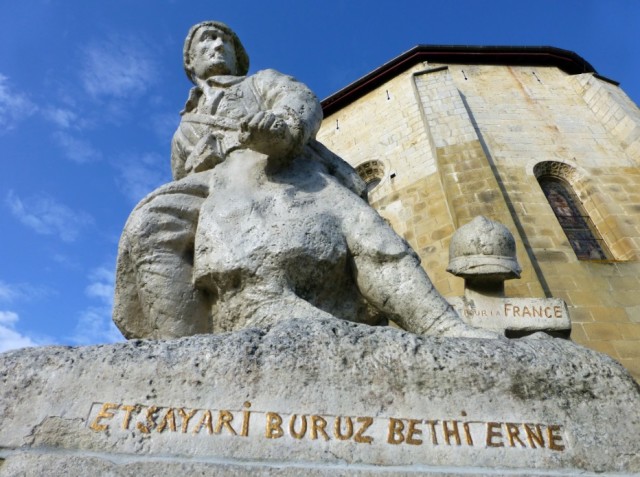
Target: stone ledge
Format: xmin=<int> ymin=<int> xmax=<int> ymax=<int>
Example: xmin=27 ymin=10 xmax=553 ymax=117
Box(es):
xmin=0 ymin=451 xmax=630 ymax=477
xmin=1 ymin=318 xmax=639 ymax=475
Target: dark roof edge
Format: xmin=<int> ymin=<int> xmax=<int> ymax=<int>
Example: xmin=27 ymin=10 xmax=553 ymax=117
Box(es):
xmin=321 ymin=45 xmax=598 ymax=117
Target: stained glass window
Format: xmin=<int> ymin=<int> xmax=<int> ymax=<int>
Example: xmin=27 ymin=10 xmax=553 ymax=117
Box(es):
xmin=538 ymin=177 xmax=609 ymax=260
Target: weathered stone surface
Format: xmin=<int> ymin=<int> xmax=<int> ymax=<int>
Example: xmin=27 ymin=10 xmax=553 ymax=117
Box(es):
xmin=0 ymin=452 xmax=579 ymax=477
xmin=113 ymin=21 xmax=495 ymax=342
xmin=1 ymin=318 xmax=639 ymax=475
xmin=0 ymin=452 xmax=608 ymax=477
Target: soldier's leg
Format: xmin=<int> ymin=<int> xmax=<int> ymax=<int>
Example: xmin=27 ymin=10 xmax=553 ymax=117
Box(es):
xmin=115 ymin=191 xmax=211 ymax=339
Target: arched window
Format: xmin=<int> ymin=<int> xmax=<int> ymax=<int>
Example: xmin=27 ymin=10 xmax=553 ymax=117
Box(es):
xmin=356 ymin=160 xmax=385 ymax=193
xmin=534 ymin=163 xmax=609 ymax=260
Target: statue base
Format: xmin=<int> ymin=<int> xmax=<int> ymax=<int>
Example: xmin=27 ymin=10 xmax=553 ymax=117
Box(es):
xmin=1 ymin=318 xmax=638 ymax=476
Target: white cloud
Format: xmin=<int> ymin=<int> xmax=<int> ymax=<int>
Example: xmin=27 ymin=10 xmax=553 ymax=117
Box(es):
xmin=43 ymin=107 xmax=78 ymax=129
xmin=0 ymin=73 xmax=38 ymax=131
xmin=0 ymin=281 xmax=19 ymax=302
xmin=0 ymin=310 xmax=18 ymax=326
xmin=85 ymin=266 xmax=114 ymax=305
xmin=0 ymin=310 xmax=38 ymax=353
xmin=69 ymin=264 xmax=122 ymax=346
xmin=80 ymin=35 xmax=156 ymax=99
xmin=5 ymin=190 xmax=94 ymax=242
xmin=70 ymin=306 xmax=123 ymax=346
xmin=115 ymin=152 xmax=170 ymax=202
xmin=86 ymin=283 xmax=113 ymax=302
xmin=52 ymin=131 xmax=102 ymax=164
xmin=0 ymin=279 xmax=54 ymax=305
xmin=0 ymin=75 xmax=92 ymax=136
xmin=89 ymin=266 xmax=114 ymax=284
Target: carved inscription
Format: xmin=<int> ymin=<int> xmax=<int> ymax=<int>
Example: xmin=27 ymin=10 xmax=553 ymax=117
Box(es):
xmin=504 ymin=304 xmax=563 ymax=319
xmin=90 ymin=401 xmax=252 ymax=436
xmin=88 ymin=402 xmax=566 ymax=452
xmin=461 ymin=304 xmax=564 ymax=319
xmin=264 ymin=412 xmax=374 ymax=443
xmin=450 ymin=297 xmax=571 ymax=332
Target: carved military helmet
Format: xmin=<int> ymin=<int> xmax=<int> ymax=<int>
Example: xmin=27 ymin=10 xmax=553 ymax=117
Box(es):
xmin=183 ymin=21 xmax=250 ymax=82
xmin=447 ymin=216 xmax=521 ymax=282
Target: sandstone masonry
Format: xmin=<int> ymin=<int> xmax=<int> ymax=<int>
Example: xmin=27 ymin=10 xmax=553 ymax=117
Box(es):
xmin=318 ymin=48 xmax=640 ymax=381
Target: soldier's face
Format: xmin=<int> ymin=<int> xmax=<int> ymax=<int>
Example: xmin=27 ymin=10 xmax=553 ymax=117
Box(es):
xmin=190 ymin=27 xmax=237 ymax=79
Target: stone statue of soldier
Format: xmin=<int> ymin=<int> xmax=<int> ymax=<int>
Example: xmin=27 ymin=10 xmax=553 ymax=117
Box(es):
xmin=113 ymin=21 xmax=497 ymax=340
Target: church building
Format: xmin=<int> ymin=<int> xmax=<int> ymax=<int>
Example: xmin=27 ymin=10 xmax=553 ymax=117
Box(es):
xmin=317 ymin=45 xmax=640 ymax=381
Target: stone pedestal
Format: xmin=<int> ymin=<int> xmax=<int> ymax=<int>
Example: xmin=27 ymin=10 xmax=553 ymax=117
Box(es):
xmin=1 ymin=318 xmax=639 ymax=476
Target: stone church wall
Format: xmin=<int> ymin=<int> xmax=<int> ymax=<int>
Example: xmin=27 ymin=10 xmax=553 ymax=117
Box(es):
xmin=317 ymin=61 xmax=640 ymax=381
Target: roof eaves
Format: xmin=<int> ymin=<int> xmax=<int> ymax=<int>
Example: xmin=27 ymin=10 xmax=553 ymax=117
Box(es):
xmin=321 ymin=45 xmax=598 ymax=117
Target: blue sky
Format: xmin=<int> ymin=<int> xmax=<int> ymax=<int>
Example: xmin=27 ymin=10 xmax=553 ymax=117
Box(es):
xmin=1 ymin=0 xmax=639 ymax=351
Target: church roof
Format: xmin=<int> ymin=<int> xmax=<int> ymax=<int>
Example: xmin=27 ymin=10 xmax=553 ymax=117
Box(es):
xmin=321 ymin=45 xmax=601 ymax=116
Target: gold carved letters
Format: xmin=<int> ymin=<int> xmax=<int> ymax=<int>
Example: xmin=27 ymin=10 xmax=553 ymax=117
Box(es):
xmin=87 ymin=402 xmax=565 ymax=452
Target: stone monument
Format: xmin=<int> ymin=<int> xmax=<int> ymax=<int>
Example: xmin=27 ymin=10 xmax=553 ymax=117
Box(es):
xmin=1 ymin=22 xmax=639 ymax=477
xmin=112 ymin=20 xmax=494 ymax=341
xmin=447 ymin=216 xmax=571 ymax=336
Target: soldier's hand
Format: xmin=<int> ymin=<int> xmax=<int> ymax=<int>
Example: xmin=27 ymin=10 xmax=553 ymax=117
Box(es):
xmin=246 ymin=111 xmax=287 ymax=135
xmin=240 ymin=111 xmax=297 ymax=159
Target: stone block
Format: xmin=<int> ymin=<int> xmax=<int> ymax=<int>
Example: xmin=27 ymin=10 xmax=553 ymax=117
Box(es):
xmin=625 ymin=305 xmax=640 ymax=323
xmin=568 ymin=290 xmax=615 ymax=308
xmin=1 ymin=318 xmax=639 ymax=475
xmin=607 ymin=289 xmax=640 ymax=307
xmin=568 ymin=324 xmax=587 ymax=343
xmin=582 ymin=322 xmax=623 ymax=341
xmin=617 ymin=323 xmax=640 ymax=339
xmin=618 ymin=358 xmax=640 ymax=383
xmin=612 ymin=340 xmax=640 ymax=359
xmin=566 ymin=307 xmax=593 ymax=323
xmin=588 ymin=306 xmax=629 ymax=323
xmin=579 ymin=340 xmax=619 ymax=359
xmin=542 ymin=274 xmax=577 ymax=291
xmin=450 ymin=296 xmax=570 ymax=333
